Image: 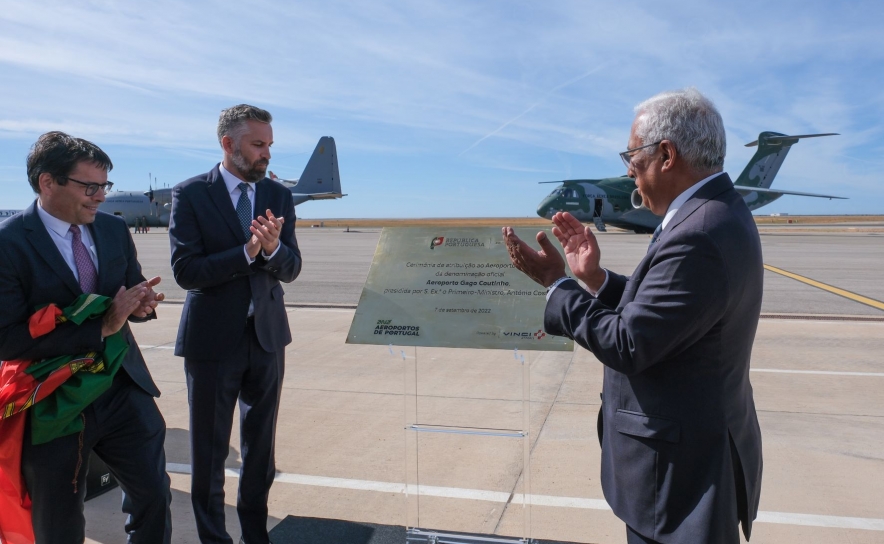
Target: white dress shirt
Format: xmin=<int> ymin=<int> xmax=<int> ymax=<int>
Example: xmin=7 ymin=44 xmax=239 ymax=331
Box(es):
xmin=219 ymin=164 xmax=281 ymax=263
xmin=37 ymin=200 xmax=99 ymax=281
xmin=219 ymin=164 xmax=282 ymax=317
xmin=547 ymin=171 xmax=724 ymax=300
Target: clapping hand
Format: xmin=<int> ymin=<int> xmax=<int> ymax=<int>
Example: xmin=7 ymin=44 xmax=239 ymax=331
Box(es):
xmin=133 ymin=276 xmax=164 ymax=318
xmin=251 ymin=209 xmax=284 ymax=255
xmin=501 ymin=227 xmax=566 ymax=287
xmin=550 ymin=212 xmax=606 ymax=290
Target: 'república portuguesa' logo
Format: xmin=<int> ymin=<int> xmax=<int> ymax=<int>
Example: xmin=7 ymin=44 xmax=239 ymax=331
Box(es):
xmin=430 ymin=236 xmax=485 ymax=250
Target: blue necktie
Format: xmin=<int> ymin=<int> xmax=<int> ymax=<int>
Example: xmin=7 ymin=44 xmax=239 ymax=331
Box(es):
xmin=236 ymin=183 xmax=252 ymax=242
xmin=648 ymin=224 xmax=662 ymax=252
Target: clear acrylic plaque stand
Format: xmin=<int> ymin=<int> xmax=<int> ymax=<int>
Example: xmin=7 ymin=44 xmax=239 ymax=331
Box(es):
xmin=390 ymin=345 xmax=538 ymax=544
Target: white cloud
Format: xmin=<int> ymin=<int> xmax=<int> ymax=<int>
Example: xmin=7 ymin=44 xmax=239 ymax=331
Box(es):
xmin=1 ymin=0 xmax=882 ymax=214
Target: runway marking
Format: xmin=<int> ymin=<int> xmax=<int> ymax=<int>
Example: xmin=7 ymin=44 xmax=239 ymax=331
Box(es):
xmin=140 ymin=345 xmax=175 ymax=350
xmin=764 ymin=264 xmax=884 ymax=312
xmin=165 ymin=463 xmax=884 ymax=531
xmin=752 ymin=368 xmax=884 ymax=377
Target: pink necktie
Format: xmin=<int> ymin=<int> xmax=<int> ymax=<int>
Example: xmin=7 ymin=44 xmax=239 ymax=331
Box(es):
xmin=69 ymin=225 xmax=98 ymax=293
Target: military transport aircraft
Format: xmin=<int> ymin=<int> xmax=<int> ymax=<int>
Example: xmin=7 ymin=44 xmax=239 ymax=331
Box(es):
xmin=100 ymin=136 xmax=343 ymax=228
xmin=0 ymin=209 xmax=19 ymax=222
xmin=536 ymin=132 xmax=846 ymax=233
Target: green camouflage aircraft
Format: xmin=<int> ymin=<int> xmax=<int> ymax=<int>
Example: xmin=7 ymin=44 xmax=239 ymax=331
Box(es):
xmin=536 ymin=132 xmax=846 ymax=233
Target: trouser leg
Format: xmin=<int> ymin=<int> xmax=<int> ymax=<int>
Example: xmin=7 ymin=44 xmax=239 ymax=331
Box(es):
xmin=236 ymin=326 xmax=284 ymax=544
xmin=22 ymin=412 xmax=92 ymax=544
xmin=185 ymin=349 xmax=245 ymax=544
xmin=92 ymin=372 xmax=172 ymax=543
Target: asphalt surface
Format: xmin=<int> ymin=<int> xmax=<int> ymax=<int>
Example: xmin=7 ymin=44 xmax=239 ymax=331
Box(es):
xmin=135 ymin=226 xmax=884 ymax=316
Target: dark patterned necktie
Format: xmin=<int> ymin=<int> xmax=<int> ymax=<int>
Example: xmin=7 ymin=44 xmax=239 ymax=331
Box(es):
xmin=236 ymin=182 xmax=253 ymax=242
xmin=69 ymin=225 xmax=98 ymax=293
xmin=647 ymin=224 xmax=663 ymax=252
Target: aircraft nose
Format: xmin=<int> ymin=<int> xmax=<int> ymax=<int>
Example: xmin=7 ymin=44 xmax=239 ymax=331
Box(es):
xmin=536 ymin=198 xmax=554 ymax=219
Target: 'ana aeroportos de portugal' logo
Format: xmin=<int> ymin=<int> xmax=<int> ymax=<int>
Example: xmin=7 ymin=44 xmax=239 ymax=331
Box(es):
xmin=430 ymin=236 xmax=444 ymax=249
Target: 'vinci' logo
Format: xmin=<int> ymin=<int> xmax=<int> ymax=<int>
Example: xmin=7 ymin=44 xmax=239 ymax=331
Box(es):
xmin=430 ymin=237 xmax=444 ymax=249
xmin=502 ymin=329 xmax=547 ymax=340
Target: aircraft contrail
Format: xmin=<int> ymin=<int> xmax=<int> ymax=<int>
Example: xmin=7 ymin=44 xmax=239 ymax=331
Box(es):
xmin=458 ymin=63 xmax=608 ymax=157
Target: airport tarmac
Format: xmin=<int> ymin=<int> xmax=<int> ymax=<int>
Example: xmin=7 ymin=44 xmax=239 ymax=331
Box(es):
xmin=81 ymin=226 xmax=884 ymax=544
xmin=135 ymin=225 xmax=884 ymax=316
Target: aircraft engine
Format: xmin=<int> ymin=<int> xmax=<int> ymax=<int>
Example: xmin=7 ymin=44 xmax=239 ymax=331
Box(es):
xmin=631 ymin=189 xmax=646 ymax=209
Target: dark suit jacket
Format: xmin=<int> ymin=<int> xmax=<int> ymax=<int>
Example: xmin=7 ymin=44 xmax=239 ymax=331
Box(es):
xmin=545 ymin=174 xmax=763 ymax=543
xmin=169 ymin=165 xmax=301 ymax=360
xmin=0 ymin=202 xmax=160 ymax=397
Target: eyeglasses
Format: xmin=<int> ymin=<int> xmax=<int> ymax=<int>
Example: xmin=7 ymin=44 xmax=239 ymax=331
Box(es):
xmin=619 ymin=141 xmax=662 ymax=169
xmin=62 ymin=177 xmax=114 ymax=196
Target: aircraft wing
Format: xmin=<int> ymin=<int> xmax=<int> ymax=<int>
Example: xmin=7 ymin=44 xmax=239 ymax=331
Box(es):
xmin=734 ymin=185 xmax=847 ymax=199
xmin=744 ymin=133 xmax=839 ymax=147
xmin=292 ymin=192 xmax=345 ymax=200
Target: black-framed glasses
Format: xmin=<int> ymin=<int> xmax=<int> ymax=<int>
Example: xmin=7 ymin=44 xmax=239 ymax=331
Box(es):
xmin=619 ymin=140 xmax=662 ymax=169
xmin=62 ymin=177 xmax=114 ymax=196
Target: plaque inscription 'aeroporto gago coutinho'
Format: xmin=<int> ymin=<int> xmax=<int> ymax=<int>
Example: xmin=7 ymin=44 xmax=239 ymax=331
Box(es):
xmin=346 ymin=227 xmax=573 ymax=351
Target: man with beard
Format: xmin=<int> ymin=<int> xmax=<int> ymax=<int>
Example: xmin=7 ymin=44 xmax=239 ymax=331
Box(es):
xmin=169 ymin=105 xmax=301 ymax=544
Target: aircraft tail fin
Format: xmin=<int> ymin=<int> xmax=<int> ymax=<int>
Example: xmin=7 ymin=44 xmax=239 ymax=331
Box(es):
xmin=293 ymin=136 xmax=341 ymax=196
xmin=734 ymin=132 xmax=838 ymax=189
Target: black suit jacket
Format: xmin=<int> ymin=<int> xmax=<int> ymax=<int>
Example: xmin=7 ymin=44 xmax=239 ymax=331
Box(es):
xmin=169 ymin=165 xmax=301 ymax=360
xmin=545 ymin=174 xmax=763 ymax=543
xmin=0 ymin=202 xmax=160 ymax=397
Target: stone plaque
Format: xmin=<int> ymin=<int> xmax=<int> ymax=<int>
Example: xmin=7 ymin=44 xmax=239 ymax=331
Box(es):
xmin=346 ymin=227 xmax=573 ymax=351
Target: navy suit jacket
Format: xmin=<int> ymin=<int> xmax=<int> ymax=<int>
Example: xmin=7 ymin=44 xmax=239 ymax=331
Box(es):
xmin=0 ymin=202 xmax=160 ymax=397
xmin=545 ymin=174 xmax=763 ymax=543
xmin=169 ymin=165 xmax=301 ymax=360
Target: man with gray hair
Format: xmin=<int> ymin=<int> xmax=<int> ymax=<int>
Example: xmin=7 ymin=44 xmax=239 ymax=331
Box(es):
xmin=170 ymin=104 xmax=301 ymax=544
xmin=503 ymin=88 xmax=763 ymax=543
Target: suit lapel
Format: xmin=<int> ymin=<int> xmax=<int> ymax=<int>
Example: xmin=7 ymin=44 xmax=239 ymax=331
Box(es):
xmin=207 ymin=165 xmax=247 ymax=241
xmin=666 ymin=173 xmax=734 ymax=233
xmin=635 ymin=174 xmax=733 ymax=273
xmin=88 ymin=216 xmax=112 ymax=295
xmin=254 ymin=178 xmax=270 ymax=221
xmin=22 ymin=201 xmax=81 ymax=296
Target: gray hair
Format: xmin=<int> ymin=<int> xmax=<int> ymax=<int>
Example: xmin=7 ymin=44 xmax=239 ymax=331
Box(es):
xmin=633 ymin=88 xmax=725 ymax=172
xmin=217 ymin=104 xmax=272 ymax=145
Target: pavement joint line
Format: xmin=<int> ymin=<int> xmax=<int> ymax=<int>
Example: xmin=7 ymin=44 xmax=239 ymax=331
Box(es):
xmin=751 ymin=368 xmax=884 ymax=377
xmin=164 ymin=463 xmax=884 ymax=531
xmin=139 ymin=344 xmax=884 ymax=378
xmin=159 ymin=300 xmax=884 ymax=320
xmin=763 ymin=264 xmax=884 ymax=312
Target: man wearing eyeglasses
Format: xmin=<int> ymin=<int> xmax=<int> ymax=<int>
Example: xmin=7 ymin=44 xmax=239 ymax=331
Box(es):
xmin=0 ymin=131 xmax=172 ymax=543
xmin=504 ymin=88 xmax=763 ymax=543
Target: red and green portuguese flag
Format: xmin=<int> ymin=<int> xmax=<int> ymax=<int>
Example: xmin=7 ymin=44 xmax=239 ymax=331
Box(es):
xmin=0 ymin=294 xmax=129 ymax=544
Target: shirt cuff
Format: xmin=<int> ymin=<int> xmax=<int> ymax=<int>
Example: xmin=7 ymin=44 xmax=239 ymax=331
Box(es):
xmin=243 ymin=245 xmax=256 ymax=264
xmin=589 ymin=269 xmax=610 ymax=296
xmin=262 ymin=242 xmax=281 ymax=261
xmin=545 ymin=276 xmax=574 ymax=300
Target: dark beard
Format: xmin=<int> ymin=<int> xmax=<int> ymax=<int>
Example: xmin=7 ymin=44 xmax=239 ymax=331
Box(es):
xmin=231 ymin=149 xmax=269 ymax=182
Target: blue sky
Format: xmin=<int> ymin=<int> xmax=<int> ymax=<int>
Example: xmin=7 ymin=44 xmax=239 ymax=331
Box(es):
xmin=1 ymin=0 xmax=882 ymax=218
